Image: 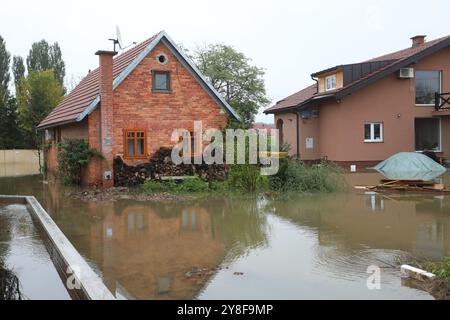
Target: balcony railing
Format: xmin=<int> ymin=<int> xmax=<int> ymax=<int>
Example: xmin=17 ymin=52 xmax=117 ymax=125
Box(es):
xmin=435 ymin=92 xmax=450 ymax=111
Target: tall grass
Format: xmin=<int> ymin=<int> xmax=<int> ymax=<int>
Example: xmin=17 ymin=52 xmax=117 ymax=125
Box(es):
xmin=269 ymin=160 xmax=346 ymax=193
xmin=425 ymin=257 xmax=450 ymax=280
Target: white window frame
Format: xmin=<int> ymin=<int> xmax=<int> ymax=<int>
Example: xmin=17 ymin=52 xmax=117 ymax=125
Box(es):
xmin=415 ymin=117 xmax=442 ymax=152
xmin=364 ymin=122 xmax=384 ymax=143
xmin=415 ymin=70 xmax=442 ymax=107
xmin=325 ymin=75 xmax=337 ymax=91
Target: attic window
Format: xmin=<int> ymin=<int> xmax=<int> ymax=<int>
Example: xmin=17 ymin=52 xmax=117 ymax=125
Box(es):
xmin=152 ymin=71 xmax=171 ymax=92
xmin=325 ymin=75 xmax=337 ymax=91
xmin=156 ymin=53 xmax=168 ymax=65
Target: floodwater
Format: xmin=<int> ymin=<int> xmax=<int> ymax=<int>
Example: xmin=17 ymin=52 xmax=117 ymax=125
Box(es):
xmin=1 ymin=172 xmax=450 ymax=299
xmin=0 ymin=203 xmax=70 ymax=300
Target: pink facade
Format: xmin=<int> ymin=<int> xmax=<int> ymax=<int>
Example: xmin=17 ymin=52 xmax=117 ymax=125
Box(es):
xmin=271 ymin=40 xmax=450 ymax=166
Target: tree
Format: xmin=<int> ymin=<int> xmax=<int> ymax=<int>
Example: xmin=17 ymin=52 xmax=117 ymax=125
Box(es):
xmin=193 ymin=44 xmax=270 ymax=127
xmin=17 ymin=70 xmax=64 ymax=148
xmin=0 ymin=97 xmax=22 ymax=149
xmin=26 ymin=40 xmax=66 ymax=86
xmin=0 ymin=35 xmax=10 ymax=102
xmin=0 ymin=35 xmax=22 ymax=149
xmin=12 ymin=56 xmax=25 ymax=93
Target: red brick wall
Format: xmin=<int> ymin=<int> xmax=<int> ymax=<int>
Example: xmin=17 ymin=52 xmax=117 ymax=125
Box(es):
xmin=110 ymin=42 xmax=228 ymax=166
xmin=45 ymin=121 xmax=88 ymax=177
xmin=85 ymin=109 xmax=103 ymax=186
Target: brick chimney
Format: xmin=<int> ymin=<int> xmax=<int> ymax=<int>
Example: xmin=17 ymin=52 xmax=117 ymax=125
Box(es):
xmin=95 ymin=50 xmax=117 ymax=188
xmin=411 ymin=35 xmax=426 ymax=48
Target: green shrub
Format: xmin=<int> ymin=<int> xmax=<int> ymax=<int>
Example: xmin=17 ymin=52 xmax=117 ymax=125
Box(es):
xmin=225 ymin=164 xmax=268 ymax=192
xmin=142 ymin=180 xmax=176 ymax=193
xmin=269 ymin=160 xmax=345 ymax=193
xmin=143 ymin=178 xmax=208 ymax=193
xmin=57 ymin=139 xmax=103 ymax=185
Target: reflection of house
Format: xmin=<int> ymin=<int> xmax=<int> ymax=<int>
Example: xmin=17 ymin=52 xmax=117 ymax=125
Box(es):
xmin=266 ymin=35 xmax=450 ymax=166
xmin=85 ymin=203 xmax=226 ymax=300
xmin=270 ymin=184 xmax=450 ymax=260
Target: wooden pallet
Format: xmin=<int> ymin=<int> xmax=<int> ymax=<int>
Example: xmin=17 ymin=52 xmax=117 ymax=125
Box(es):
xmin=354 ymin=179 xmax=450 ymax=194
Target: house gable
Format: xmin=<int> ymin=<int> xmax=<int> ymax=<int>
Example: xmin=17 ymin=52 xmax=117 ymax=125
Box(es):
xmin=111 ymin=41 xmax=230 ymax=158
xmin=78 ymin=31 xmax=240 ymax=123
xmin=38 ymin=31 xmax=240 ymax=130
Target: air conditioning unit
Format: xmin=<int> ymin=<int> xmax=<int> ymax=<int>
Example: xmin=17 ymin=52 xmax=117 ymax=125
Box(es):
xmin=398 ymin=68 xmax=414 ymax=79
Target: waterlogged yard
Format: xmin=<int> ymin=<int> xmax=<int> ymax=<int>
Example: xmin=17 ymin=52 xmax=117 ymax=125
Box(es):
xmin=1 ymin=173 xmax=450 ymax=299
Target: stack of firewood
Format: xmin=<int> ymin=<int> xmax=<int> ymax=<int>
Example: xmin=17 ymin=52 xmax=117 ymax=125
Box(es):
xmin=114 ymin=148 xmax=228 ymax=186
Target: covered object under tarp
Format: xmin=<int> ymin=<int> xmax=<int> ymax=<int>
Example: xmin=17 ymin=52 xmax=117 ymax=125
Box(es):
xmin=373 ymin=152 xmax=447 ymax=181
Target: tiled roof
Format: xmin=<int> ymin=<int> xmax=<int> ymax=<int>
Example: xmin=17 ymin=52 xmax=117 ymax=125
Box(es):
xmin=38 ymin=34 xmax=158 ymax=129
xmin=368 ymin=35 xmax=450 ymax=62
xmin=265 ymin=84 xmax=317 ymax=113
xmin=266 ymin=35 xmax=450 ymax=114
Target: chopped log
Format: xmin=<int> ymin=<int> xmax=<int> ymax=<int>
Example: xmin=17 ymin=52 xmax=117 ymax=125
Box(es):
xmin=114 ymin=148 xmax=228 ymax=187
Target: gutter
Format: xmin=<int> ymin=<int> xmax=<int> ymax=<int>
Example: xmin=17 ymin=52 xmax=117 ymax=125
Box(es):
xmin=37 ymin=119 xmax=79 ymax=130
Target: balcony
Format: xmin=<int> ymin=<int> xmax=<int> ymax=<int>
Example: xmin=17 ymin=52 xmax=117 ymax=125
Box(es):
xmin=433 ymin=92 xmax=450 ymax=116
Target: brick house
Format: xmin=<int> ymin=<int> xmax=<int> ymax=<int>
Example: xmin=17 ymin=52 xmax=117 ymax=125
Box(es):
xmin=38 ymin=31 xmax=240 ymax=187
xmin=265 ymin=35 xmax=450 ymax=168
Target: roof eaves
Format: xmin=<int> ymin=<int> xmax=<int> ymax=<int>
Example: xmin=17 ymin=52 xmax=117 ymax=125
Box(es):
xmin=160 ymin=33 xmax=241 ymax=121
xmin=311 ymin=65 xmax=342 ymax=77
xmin=38 ymin=118 xmax=79 ymax=130
xmin=336 ymin=37 xmax=450 ymax=99
xmin=264 ymin=93 xmax=334 ymax=114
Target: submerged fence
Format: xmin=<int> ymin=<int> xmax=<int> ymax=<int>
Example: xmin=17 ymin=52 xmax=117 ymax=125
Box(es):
xmin=0 ymin=150 xmax=42 ymax=178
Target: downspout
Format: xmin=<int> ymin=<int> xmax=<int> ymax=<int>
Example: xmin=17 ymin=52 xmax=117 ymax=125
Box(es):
xmin=311 ymin=75 xmax=319 ymax=94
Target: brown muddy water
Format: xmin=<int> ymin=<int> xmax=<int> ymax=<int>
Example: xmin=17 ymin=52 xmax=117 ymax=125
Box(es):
xmin=0 ymin=203 xmax=71 ymax=299
xmin=1 ymin=173 xmax=450 ymax=299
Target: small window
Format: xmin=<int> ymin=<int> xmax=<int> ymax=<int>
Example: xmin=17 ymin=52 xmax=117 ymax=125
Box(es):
xmin=124 ymin=130 xmax=147 ymax=158
xmin=416 ymin=71 xmax=441 ymax=105
xmin=156 ymin=54 xmax=168 ymax=65
xmin=364 ymin=123 xmax=383 ymax=143
xmin=325 ymin=75 xmax=337 ymax=91
xmin=153 ymin=71 xmax=170 ymax=92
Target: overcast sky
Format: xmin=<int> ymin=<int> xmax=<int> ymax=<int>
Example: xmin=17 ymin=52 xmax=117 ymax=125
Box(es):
xmin=1 ymin=0 xmax=450 ymax=123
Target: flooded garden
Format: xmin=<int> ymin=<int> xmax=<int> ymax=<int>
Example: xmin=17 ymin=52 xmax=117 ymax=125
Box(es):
xmin=1 ymin=171 xmax=450 ymax=299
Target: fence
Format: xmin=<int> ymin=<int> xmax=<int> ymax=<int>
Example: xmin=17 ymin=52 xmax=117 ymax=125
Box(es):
xmin=0 ymin=150 xmax=42 ymax=178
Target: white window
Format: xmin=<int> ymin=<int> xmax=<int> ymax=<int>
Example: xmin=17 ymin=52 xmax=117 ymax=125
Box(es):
xmin=325 ymin=75 xmax=337 ymax=91
xmin=364 ymin=123 xmax=383 ymax=143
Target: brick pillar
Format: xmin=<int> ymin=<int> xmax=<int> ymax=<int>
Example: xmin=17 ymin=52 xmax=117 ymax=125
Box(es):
xmin=96 ymin=50 xmax=117 ymax=188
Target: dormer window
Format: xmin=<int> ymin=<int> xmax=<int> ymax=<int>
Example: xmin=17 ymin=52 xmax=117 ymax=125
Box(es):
xmin=325 ymin=75 xmax=337 ymax=91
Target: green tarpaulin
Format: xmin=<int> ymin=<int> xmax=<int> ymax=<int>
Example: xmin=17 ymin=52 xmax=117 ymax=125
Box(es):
xmin=373 ymin=152 xmax=447 ymax=181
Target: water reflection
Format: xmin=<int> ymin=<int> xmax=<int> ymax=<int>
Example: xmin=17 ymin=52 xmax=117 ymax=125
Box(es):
xmin=0 ymin=204 xmax=70 ymax=299
xmin=36 ymin=180 xmax=268 ymax=299
xmin=1 ymin=173 xmax=449 ymax=299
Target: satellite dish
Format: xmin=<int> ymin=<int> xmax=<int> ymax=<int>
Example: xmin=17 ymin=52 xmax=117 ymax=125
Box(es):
xmin=108 ymin=26 xmax=136 ymax=52
xmin=116 ymin=26 xmax=123 ymax=50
